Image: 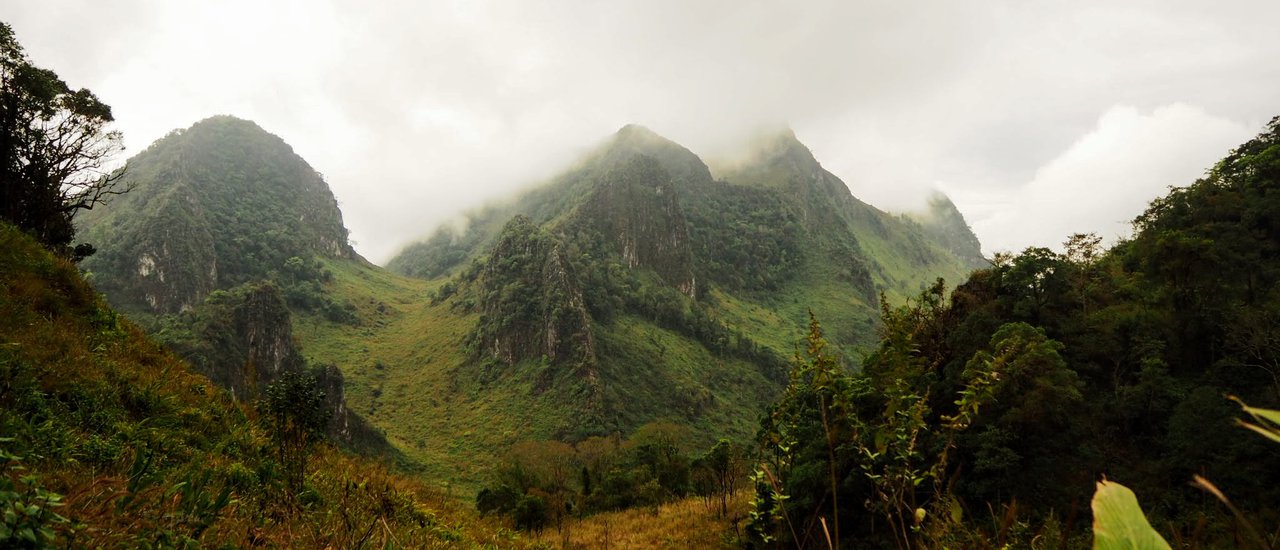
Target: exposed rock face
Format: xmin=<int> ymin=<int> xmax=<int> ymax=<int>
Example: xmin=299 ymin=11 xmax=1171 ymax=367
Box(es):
xmin=175 ymin=282 xmax=383 ymax=448
xmin=540 ymin=241 xmax=597 ymax=365
xmin=313 ymin=364 xmax=388 ymax=449
xmin=231 ymin=283 xmax=304 ymax=394
xmin=474 ymin=216 xmax=597 ymax=373
xmin=578 ymin=156 xmax=697 ymax=298
xmin=127 ymin=191 xmax=220 ymax=313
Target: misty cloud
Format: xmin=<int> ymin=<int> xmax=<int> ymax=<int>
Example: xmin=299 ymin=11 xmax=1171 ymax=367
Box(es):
xmin=8 ymin=0 xmax=1280 ymax=263
xmin=949 ymin=104 xmax=1254 ymax=255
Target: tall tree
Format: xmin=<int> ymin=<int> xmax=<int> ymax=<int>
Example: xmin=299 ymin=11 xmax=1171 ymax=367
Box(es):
xmin=0 ymin=21 xmax=124 ymax=259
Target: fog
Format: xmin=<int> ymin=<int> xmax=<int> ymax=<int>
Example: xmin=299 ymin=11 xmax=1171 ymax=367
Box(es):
xmin=8 ymin=1 xmax=1280 ymax=262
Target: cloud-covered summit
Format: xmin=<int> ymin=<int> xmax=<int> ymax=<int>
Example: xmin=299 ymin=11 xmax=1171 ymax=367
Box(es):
xmin=9 ymin=0 xmax=1279 ymax=262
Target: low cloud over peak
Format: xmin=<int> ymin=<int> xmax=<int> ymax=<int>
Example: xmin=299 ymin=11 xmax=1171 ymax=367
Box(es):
xmin=8 ymin=0 xmax=1279 ymax=263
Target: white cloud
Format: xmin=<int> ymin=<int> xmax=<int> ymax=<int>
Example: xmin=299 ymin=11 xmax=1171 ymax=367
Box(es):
xmin=7 ymin=0 xmax=1280 ymax=262
xmin=950 ymin=104 xmax=1255 ymax=255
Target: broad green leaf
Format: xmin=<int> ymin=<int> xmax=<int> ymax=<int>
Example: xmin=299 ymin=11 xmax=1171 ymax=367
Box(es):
xmin=948 ymin=499 xmax=963 ymax=524
xmin=1240 ymin=420 xmax=1280 ymax=444
xmin=1092 ymin=480 xmax=1171 ymax=550
xmin=1240 ymin=404 xmax=1280 ymax=427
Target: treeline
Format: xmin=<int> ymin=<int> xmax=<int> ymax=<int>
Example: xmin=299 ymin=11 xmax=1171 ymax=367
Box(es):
xmin=476 ymin=422 xmax=749 ymax=533
xmin=747 ymin=117 xmax=1280 ymax=548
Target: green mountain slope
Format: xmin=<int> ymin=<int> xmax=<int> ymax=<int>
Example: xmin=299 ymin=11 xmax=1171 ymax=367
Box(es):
xmin=79 ymin=115 xmax=355 ymax=315
xmin=81 ymin=119 xmax=985 ymax=489
xmin=907 ymin=191 xmax=987 ymax=267
xmin=0 ymin=222 xmax=531 ymax=548
xmin=75 ymin=116 xmax=383 ymax=453
xmin=372 ymin=124 xmax=986 ymax=481
xmin=392 ymin=125 xmax=983 ymax=352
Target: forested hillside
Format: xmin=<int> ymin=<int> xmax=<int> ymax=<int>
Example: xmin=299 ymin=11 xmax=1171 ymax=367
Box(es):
xmin=374 ymin=124 xmax=984 ymax=454
xmin=75 ymin=116 xmax=388 ymax=459
xmin=747 ymin=116 xmax=1280 ymax=548
xmin=391 ymin=125 xmax=984 ymax=355
xmin=8 ymin=5 xmax=1276 ymax=548
xmin=0 ymin=223 xmax=531 ymax=548
xmin=79 ymin=116 xmax=355 ymax=315
xmin=67 ymin=109 xmax=1280 ymax=548
xmin=77 ymin=118 xmax=985 ymax=493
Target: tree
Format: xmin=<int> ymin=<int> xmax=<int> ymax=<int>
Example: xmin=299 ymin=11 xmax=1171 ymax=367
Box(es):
xmin=0 ymin=22 xmax=125 ymax=259
xmin=698 ymin=439 xmax=745 ymax=517
xmin=261 ymin=369 xmax=331 ymax=497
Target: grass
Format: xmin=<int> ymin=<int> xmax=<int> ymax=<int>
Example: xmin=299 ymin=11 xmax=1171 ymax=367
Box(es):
xmin=550 ymin=491 xmax=751 ymax=549
xmin=292 ymin=258 xmax=591 ymax=490
xmin=0 ymin=223 xmax=538 ymax=548
xmin=292 ymin=258 xmax=783 ymax=491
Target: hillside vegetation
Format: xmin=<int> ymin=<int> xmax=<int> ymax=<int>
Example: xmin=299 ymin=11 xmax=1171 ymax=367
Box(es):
xmin=79 ymin=118 xmax=987 ymax=492
xmin=0 ymin=223 xmax=534 ymax=548
xmin=375 ymin=124 xmax=984 ymax=458
xmin=746 ymin=116 xmax=1280 ymax=548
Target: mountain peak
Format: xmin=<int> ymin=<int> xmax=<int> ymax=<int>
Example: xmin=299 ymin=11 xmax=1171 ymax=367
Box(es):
xmin=595 ymin=123 xmax=712 ymax=186
xmin=609 ymin=123 xmax=682 ymax=153
xmin=78 ymin=116 xmax=355 ymax=313
xmin=192 ymin=114 xmax=261 ymax=128
xmin=909 ymin=190 xmax=986 ymax=268
xmin=756 ymin=126 xmax=817 ymax=164
xmin=615 ymin=123 xmax=660 ymax=139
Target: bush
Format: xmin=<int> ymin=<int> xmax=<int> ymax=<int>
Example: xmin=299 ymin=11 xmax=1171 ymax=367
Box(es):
xmin=512 ymin=494 xmax=548 ymax=532
xmin=0 ymin=443 xmax=73 ymax=549
xmin=476 ymin=485 xmax=520 ymax=516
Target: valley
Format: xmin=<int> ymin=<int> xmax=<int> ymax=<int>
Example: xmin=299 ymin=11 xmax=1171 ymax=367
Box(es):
xmin=73 ymin=116 xmax=985 ymax=492
xmin=4 ymin=12 xmax=1278 ymax=545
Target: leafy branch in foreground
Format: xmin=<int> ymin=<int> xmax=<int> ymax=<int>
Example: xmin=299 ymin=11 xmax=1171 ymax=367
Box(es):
xmin=0 ymin=21 xmax=126 ymax=260
xmin=0 ymin=440 xmax=75 ymax=549
xmin=1093 ymin=398 xmax=1280 ymax=549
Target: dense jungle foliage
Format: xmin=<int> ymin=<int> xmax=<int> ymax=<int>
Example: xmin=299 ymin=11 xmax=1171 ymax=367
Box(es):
xmin=747 ymin=116 xmax=1280 ymax=548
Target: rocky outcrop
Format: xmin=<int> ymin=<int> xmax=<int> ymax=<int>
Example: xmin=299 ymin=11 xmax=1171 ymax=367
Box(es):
xmin=125 ymin=189 xmax=219 ymax=313
xmin=171 ymin=282 xmax=385 ymax=449
xmin=578 ymin=156 xmax=698 ymax=298
xmin=474 ymin=216 xmax=597 ymax=374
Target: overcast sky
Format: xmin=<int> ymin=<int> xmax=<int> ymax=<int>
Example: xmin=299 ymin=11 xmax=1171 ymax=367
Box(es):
xmin=8 ymin=1 xmax=1280 ymax=263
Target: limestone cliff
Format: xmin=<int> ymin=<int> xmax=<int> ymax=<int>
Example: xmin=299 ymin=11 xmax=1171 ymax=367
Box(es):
xmin=576 ymin=156 xmax=697 ymax=298
xmin=472 ymin=216 xmax=597 ymax=375
xmin=169 ymin=282 xmax=386 ymax=450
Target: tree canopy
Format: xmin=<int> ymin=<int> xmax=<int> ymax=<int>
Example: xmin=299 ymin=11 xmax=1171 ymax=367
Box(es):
xmin=0 ymin=21 xmax=124 ymax=259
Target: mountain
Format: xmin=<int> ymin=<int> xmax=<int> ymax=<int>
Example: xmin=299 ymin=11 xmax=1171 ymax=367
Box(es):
xmin=391 ymin=125 xmax=984 ymax=353
xmin=0 ymin=222 xmax=526 ymax=548
xmin=80 ymin=119 xmax=984 ymax=487
xmin=79 ymin=115 xmax=354 ymax=315
xmin=76 ymin=116 xmax=381 ymax=453
xmin=372 ymin=124 xmax=985 ymax=475
xmin=907 ymin=191 xmax=987 ymax=267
